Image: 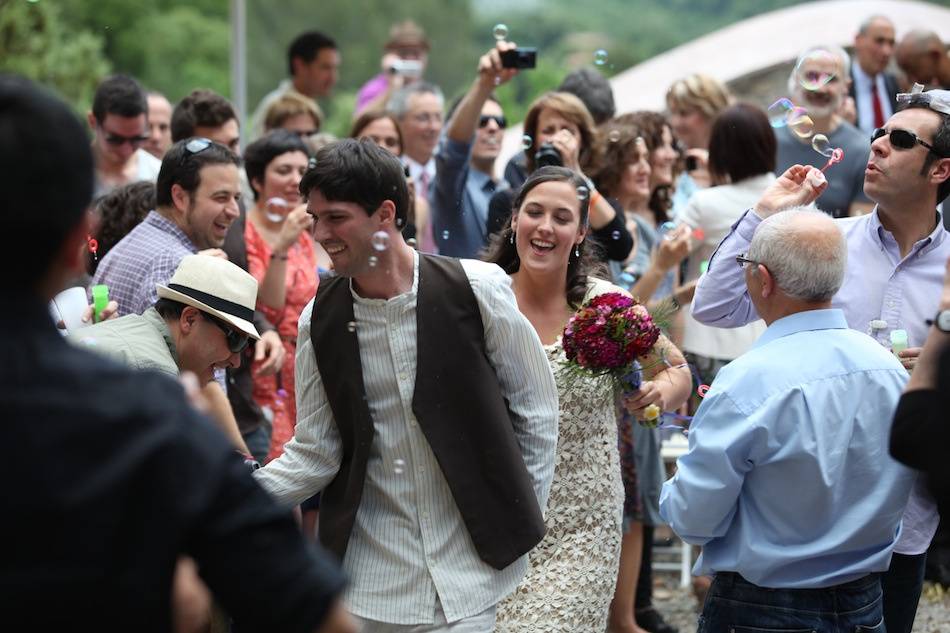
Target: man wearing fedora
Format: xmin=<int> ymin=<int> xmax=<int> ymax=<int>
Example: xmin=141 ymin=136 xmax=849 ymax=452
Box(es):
xmin=254 ymin=139 xmax=559 ymax=633
xmin=71 ymin=254 xmax=260 ymax=389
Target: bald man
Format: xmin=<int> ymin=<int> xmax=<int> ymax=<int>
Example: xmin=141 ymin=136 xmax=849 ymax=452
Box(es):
xmin=849 ymin=15 xmax=900 ymax=133
xmin=896 ymin=30 xmax=950 ymax=89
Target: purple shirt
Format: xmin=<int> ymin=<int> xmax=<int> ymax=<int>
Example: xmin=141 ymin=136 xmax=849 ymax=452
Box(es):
xmin=92 ymin=210 xmax=197 ymax=317
xmin=692 ymin=207 xmax=948 ymax=555
xmin=355 ymin=73 xmax=389 ymax=114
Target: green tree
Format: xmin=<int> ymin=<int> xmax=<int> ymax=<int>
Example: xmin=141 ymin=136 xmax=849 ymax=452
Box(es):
xmin=0 ymin=0 xmax=111 ymax=115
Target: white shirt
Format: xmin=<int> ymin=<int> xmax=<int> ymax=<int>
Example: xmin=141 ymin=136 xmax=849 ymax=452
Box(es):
xmin=404 ymin=155 xmax=436 ymax=202
xmin=680 ymin=173 xmax=773 ymax=359
xmin=852 ymin=62 xmax=894 ymax=134
xmin=254 ymin=252 xmax=559 ymax=624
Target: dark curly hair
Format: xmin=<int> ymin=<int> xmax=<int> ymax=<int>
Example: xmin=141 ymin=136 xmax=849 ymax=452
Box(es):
xmin=482 ymin=166 xmax=606 ymax=309
xmin=88 ymin=181 xmax=156 ymax=274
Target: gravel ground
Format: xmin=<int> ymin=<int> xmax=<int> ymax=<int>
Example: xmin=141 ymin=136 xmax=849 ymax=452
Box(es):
xmin=650 ymin=574 xmax=950 ymax=633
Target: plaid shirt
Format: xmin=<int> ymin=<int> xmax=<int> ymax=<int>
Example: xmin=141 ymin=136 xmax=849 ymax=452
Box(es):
xmin=93 ymin=211 xmax=197 ymax=316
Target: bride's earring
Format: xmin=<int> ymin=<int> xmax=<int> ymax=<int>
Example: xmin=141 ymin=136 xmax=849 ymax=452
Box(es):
xmin=510 ymin=231 xmax=516 ymax=244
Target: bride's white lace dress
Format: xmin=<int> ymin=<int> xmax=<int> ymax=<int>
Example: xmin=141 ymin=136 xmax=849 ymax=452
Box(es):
xmin=495 ymin=281 xmax=624 ymax=632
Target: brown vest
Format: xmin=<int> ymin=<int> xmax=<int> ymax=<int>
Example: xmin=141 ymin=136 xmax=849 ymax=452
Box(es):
xmin=310 ymin=254 xmax=545 ymax=570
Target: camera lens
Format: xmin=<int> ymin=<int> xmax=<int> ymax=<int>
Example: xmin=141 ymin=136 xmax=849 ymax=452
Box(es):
xmin=534 ymin=142 xmax=563 ymax=169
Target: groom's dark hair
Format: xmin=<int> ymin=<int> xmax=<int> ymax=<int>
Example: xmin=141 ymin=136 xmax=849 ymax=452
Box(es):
xmin=300 ymin=138 xmax=409 ymax=226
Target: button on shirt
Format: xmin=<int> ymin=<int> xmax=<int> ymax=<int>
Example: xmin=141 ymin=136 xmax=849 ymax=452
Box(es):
xmin=254 ymin=252 xmax=559 ymax=625
xmin=660 ymin=309 xmax=915 ymax=588
xmin=692 ymin=207 xmax=949 ymax=555
xmin=92 ymin=210 xmax=197 ymax=317
xmin=431 ymin=136 xmax=506 ymax=258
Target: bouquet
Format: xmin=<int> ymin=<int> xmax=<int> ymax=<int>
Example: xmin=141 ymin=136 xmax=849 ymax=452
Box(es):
xmin=562 ymin=292 xmax=669 ymax=427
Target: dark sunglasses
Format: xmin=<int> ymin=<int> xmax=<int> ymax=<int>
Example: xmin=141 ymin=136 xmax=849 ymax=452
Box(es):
xmin=201 ymin=312 xmax=250 ymax=354
xmin=479 ymin=114 xmax=507 ymax=129
xmin=871 ymin=128 xmax=940 ymax=155
xmin=103 ymin=131 xmax=149 ymax=147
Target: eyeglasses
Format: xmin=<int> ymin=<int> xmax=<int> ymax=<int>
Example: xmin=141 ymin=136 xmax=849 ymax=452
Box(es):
xmin=102 ymin=130 xmax=149 ymax=147
xmin=871 ymin=128 xmax=942 ymax=155
xmin=479 ymin=114 xmax=507 ymax=129
xmin=201 ymin=312 xmax=250 ymax=354
xmin=735 ymin=254 xmax=763 ymax=269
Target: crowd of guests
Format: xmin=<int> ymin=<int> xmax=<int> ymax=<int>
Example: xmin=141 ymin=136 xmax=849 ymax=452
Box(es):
xmin=4 ymin=11 xmax=950 ymax=633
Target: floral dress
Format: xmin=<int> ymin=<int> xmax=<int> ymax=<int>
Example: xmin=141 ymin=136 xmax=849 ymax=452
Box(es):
xmin=245 ymin=221 xmax=317 ymax=463
xmin=495 ymin=278 xmax=624 ymax=632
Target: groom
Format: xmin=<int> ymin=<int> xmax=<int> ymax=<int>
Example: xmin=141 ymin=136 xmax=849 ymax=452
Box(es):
xmin=254 ymin=139 xmax=559 ymax=632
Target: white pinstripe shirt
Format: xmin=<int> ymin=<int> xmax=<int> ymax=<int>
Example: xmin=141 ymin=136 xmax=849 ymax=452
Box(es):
xmin=254 ymin=253 xmax=558 ymax=624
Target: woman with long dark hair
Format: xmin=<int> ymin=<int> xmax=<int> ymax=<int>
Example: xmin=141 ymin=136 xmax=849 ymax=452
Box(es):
xmin=487 ymin=167 xmax=690 ymax=632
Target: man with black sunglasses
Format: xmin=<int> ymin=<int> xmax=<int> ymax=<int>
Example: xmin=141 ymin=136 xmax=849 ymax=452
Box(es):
xmin=692 ymin=85 xmax=950 ymax=633
xmin=87 ymin=74 xmax=161 ymax=199
xmin=430 ymin=42 xmax=516 ymax=258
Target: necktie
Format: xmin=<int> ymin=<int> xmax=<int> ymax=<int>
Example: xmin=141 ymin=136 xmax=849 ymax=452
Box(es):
xmin=418 ymin=170 xmax=430 ymax=203
xmin=871 ymin=80 xmax=885 ymax=130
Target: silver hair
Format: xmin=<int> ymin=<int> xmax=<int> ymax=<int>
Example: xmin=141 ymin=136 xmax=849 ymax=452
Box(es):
xmin=786 ymin=45 xmax=852 ymax=95
xmin=747 ymin=207 xmax=847 ymax=303
xmin=858 ymin=14 xmax=894 ymax=36
xmin=386 ymin=82 xmax=444 ymax=119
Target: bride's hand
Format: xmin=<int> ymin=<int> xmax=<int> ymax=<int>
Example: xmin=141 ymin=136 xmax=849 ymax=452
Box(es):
xmin=622 ymin=381 xmax=665 ymax=420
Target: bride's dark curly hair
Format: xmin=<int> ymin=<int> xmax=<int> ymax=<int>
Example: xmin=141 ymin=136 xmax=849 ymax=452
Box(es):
xmin=482 ymin=166 xmax=606 ymax=309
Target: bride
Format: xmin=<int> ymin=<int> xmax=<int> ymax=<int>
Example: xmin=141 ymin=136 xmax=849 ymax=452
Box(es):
xmin=485 ymin=167 xmax=691 ymax=631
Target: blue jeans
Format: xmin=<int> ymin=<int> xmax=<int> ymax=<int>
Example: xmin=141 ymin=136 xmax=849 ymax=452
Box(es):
xmin=881 ymin=552 xmax=926 ymax=633
xmin=698 ymin=572 xmax=885 ymax=633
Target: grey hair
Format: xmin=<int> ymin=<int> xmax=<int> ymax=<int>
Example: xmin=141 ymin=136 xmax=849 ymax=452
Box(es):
xmin=387 ymin=81 xmax=444 ymax=119
xmin=747 ymin=207 xmax=847 ymax=303
xmin=858 ymin=14 xmax=894 ymax=36
xmin=787 ymin=45 xmax=852 ymax=94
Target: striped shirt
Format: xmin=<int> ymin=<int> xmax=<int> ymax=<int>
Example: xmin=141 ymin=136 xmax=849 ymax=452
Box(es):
xmin=92 ymin=210 xmax=197 ymax=317
xmin=254 ymin=253 xmax=559 ymax=624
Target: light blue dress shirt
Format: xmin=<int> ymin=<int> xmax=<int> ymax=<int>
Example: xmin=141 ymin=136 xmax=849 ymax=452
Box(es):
xmin=692 ymin=207 xmax=948 ymax=555
xmin=660 ymin=309 xmax=915 ymax=588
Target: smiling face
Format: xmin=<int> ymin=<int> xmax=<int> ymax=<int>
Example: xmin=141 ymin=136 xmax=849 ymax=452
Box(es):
xmin=307 ymin=189 xmax=393 ymax=278
xmin=618 ymin=139 xmax=653 ymax=206
xmin=649 ymin=125 xmax=677 ymax=188
xmin=175 ymin=163 xmax=242 ymax=249
xmin=176 ymin=307 xmax=242 ymax=385
xmin=794 ymin=54 xmax=847 ymax=118
xmin=511 ymin=180 xmax=587 ymax=275
xmin=253 ymin=150 xmax=308 ymax=207
xmin=400 ymin=91 xmax=442 ymax=164
xmin=669 ymin=106 xmax=710 ymax=150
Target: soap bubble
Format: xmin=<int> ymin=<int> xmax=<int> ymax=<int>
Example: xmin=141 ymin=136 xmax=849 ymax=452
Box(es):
xmin=393 ymin=458 xmax=406 ymax=474
xmin=492 ymin=24 xmax=509 ymax=41
xmin=264 ymin=197 xmax=289 ymax=223
xmin=794 ymin=49 xmax=838 ymax=91
xmin=493 ymin=75 xmax=501 ymax=86
xmin=788 ymin=109 xmax=815 ymax=138
xmin=768 ymin=98 xmax=794 ymax=128
xmin=368 ymin=255 xmax=378 ymax=267
xmin=407 ymin=237 xmax=418 ymax=248
xmin=594 ymin=49 xmax=609 ymax=66
xmin=811 ymin=134 xmax=834 ymax=158
xmin=611 ymin=230 xmax=621 ymax=240
xmin=371 ymin=230 xmax=390 ymax=251
xmin=441 ymin=230 xmax=450 ymax=240
xmin=608 ymin=129 xmax=621 ymax=143
xmin=346 ymin=321 xmax=356 ymax=332
xmin=577 ymin=185 xmax=589 ymax=200
xmin=522 ymin=135 xmax=533 ymax=150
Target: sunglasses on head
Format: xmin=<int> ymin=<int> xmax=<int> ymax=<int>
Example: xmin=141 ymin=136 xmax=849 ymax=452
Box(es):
xmin=479 ymin=114 xmax=507 ymax=129
xmin=871 ymin=128 xmax=942 ymax=155
xmin=201 ymin=312 xmax=250 ymax=354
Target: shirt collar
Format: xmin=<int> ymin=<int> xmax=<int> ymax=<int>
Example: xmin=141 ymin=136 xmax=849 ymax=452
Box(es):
xmin=867 ymin=206 xmax=947 ymax=254
xmin=753 ymin=308 xmax=849 ymax=349
xmin=143 ymin=307 xmax=181 ymax=368
xmin=349 ymin=249 xmax=420 ymax=307
xmin=145 ymin=210 xmax=198 ymax=251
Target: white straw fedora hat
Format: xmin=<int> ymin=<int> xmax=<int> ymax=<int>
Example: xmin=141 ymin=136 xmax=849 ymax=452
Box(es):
xmin=156 ymin=254 xmax=260 ymax=340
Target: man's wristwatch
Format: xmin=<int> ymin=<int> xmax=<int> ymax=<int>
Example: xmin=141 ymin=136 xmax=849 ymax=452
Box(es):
xmin=934 ymin=309 xmax=950 ymax=333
